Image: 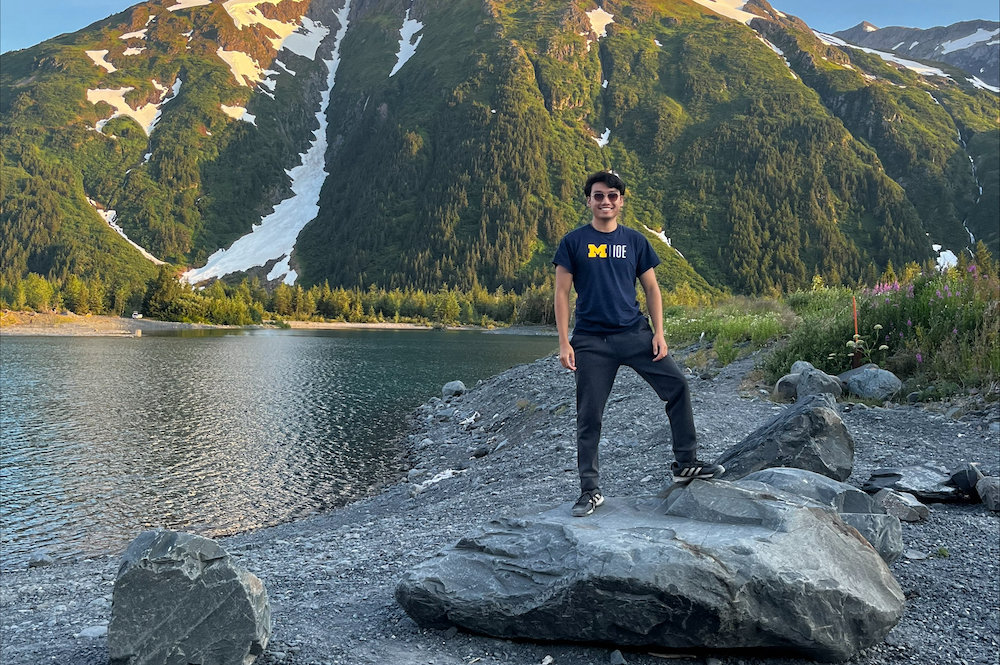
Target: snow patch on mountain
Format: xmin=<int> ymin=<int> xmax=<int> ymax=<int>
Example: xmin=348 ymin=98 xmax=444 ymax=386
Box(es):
xmin=939 ymin=28 xmax=999 ymax=54
xmin=586 ymin=7 xmax=614 ymax=37
xmin=87 ymin=78 xmax=181 ymax=136
xmin=183 ymin=0 xmax=351 ymax=286
xmin=932 ymin=244 xmax=958 ymax=270
xmin=643 ymin=224 xmax=684 ymax=258
xmin=755 ymin=35 xmax=797 ymax=78
xmin=123 ymin=47 xmax=146 ymax=56
xmin=223 ymin=0 xmax=304 ymax=49
xmin=120 ymin=28 xmax=149 ymax=40
xmin=86 ymin=198 xmax=166 ymax=265
xmin=282 ymin=17 xmax=329 ymax=59
xmin=968 ymin=76 xmax=1000 ymax=93
xmin=220 ymin=104 xmax=256 ymax=124
xmin=85 ymin=50 xmax=117 ymax=73
xmin=217 ymin=47 xmax=265 ymax=86
xmin=168 ymin=0 xmax=212 ymax=10
xmin=216 ymin=10 xmax=327 ymax=85
xmin=389 ymin=8 xmax=424 ymax=77
xmin=689 ymin=0 xmax=757 ymax=26
xmin=274 ymin=59 xmax=296 ymax=75
xmin=815 ymin=32 xmax=950 ymax=79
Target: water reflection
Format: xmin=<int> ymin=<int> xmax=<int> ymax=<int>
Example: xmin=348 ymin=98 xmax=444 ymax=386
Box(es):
xmin=0 ymin=329 xmax=556 ymax=567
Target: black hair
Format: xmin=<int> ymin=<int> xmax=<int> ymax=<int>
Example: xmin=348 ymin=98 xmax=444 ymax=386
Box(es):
xmin=583 ymin=170 xmax=626 ymax=196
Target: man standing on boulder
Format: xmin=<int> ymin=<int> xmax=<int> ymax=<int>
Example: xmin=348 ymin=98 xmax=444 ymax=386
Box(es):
xmin=553 ymin=171 xmax=723 ymax=517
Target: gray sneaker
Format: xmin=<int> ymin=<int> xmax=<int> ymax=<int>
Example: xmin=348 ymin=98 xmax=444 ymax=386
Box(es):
xmin=571 ymin=490 xmax=605 ymax=517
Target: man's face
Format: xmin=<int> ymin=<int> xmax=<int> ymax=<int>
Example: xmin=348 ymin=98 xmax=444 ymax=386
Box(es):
xmin=587 ymin=182 xmax=623 ymax=221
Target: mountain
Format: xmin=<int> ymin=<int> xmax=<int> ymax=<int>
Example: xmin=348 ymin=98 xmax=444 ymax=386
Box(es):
xmin=833 ymin=20 xmax=999 ymax=88
xmin=2 ymin=0 xmax=997 ymax=304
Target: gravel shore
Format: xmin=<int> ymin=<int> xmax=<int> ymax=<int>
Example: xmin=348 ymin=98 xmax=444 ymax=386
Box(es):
xmin=2 ymin=350 xmax=998 ymax=665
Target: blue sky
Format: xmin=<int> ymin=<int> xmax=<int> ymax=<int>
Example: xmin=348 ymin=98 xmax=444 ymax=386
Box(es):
xmin=1 ymin=0 xmax=998 ymax=53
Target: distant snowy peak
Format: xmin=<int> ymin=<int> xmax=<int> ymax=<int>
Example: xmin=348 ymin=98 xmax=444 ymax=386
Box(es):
xmin=833 ymin=20 xmax=999 ymax=88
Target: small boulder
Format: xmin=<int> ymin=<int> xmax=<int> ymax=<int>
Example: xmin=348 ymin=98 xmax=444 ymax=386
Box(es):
xmin=790 ymin=360 xmax=816 ymax=374
xmin=773 ymin=373 xmax=800 ymax=402
xmin=27 ymin=552 xmax=56 ymax=568
xmin=843 ymin=367 xmax=901 ymax=401
xmin=796 ymin=368 xmax=844 ymax=400
xmin=837 ymin=364 xmax=879 ymax=387
xmin=947 ymin=462 xmax=985 ymax=498
xmin=109 ymin=530 xmax=270 ymax=665
xmin=863 ymin=464 xmax=965 ymax=502
xmin=873 ymin=489 xmax=931 ymax=522
xmin=716 ymin=393 xmax=854 ymax=481
xmin=442 ymin=380 xmax=467 ymax=398
xmin=977 ymin=477 xmax=1000 ymax=511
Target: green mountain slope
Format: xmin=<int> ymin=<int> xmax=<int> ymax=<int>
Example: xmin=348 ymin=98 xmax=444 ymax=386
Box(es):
xmin=2 ymin=0 xmax=997 ymax=300
xmin=1 ymin=0 xmax=326 ymax=287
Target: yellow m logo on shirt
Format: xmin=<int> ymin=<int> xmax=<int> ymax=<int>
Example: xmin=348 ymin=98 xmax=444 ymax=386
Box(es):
xmin=588 ymin=243 xmax=608 ymax=258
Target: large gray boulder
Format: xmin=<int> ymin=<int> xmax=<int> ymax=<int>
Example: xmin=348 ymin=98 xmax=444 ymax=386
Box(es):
xmin=396 ymin=481 xmax=904 ymax=662
xmin=742 ymin=468 xmax=901 ymax=563
xmin=716 ymin=393 xmax=855 ymax=481
xmin=109 ymin=531 xmax=271 ymax=665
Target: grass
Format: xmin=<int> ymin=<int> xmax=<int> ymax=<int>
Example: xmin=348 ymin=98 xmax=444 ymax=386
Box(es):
xmin=664 ymin=295 xmax=796 ymax=365
xmin=761 ymin=249 xmax=1000 ymax=399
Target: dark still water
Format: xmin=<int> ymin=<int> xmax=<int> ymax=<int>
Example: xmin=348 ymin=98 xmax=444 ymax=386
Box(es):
xmin=0 ymin=328 xmax=557 ymax=567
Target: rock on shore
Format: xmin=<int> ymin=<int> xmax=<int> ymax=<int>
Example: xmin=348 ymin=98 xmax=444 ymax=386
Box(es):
xmin=1 ymin=351 xmax=998 ymax=665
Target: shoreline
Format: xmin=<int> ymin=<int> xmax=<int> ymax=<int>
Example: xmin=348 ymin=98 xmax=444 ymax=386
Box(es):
xmin=0 ymin=310 xmax=557 ymax=337
xmin=2 ymin=352 xmax=995 ymax=665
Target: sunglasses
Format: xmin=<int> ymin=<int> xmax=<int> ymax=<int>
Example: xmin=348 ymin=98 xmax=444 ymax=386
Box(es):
xmin=590 ymin=191 xmax=620 ymax=202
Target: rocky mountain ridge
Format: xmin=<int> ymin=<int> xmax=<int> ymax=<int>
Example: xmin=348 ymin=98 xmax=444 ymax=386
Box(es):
xmin=834 ymin=20 xmax=999 ymax=87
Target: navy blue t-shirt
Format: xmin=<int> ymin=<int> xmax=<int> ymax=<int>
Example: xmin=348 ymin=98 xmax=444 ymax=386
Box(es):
xmin=553 ymin=224 xmax=661 ymax=335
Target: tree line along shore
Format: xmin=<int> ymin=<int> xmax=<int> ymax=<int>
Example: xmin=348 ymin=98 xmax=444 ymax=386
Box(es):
xmin=2 ymin=245 xmax=997 ymax=402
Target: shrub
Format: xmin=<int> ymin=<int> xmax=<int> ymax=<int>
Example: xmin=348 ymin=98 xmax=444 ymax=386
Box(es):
xmin=763 ymin=248 xmax=1000 ymax=396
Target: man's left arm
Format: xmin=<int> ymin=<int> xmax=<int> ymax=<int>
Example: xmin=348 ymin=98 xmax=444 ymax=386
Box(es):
xmin=638 ymin=268 xmax=668 ymax=360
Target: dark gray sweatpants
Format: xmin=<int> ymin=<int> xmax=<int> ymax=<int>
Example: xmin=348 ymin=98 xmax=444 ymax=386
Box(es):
xmin=571 ymin=324 xmax=697 ymax=492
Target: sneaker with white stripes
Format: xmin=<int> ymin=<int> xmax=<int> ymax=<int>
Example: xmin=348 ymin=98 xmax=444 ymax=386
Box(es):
xmin=571 ymin=490 xmax=605 ymax=517
xmin=671 ymin=460 xmax=725 ymax=483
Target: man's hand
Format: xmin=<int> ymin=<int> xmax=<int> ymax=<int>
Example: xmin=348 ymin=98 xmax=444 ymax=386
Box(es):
xmin=560 ymin=342 xmax=576 ymax=371
xmin=652 ymin=332 xmax=668 ymax=361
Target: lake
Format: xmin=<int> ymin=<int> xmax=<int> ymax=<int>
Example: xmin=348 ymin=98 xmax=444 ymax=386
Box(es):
xmin=0 ymin=328 xmax=557 ymax=568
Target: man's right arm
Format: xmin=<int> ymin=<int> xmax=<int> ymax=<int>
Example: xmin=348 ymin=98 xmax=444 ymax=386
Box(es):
xmin=554 ymin=265 xmax=575 ymax=371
